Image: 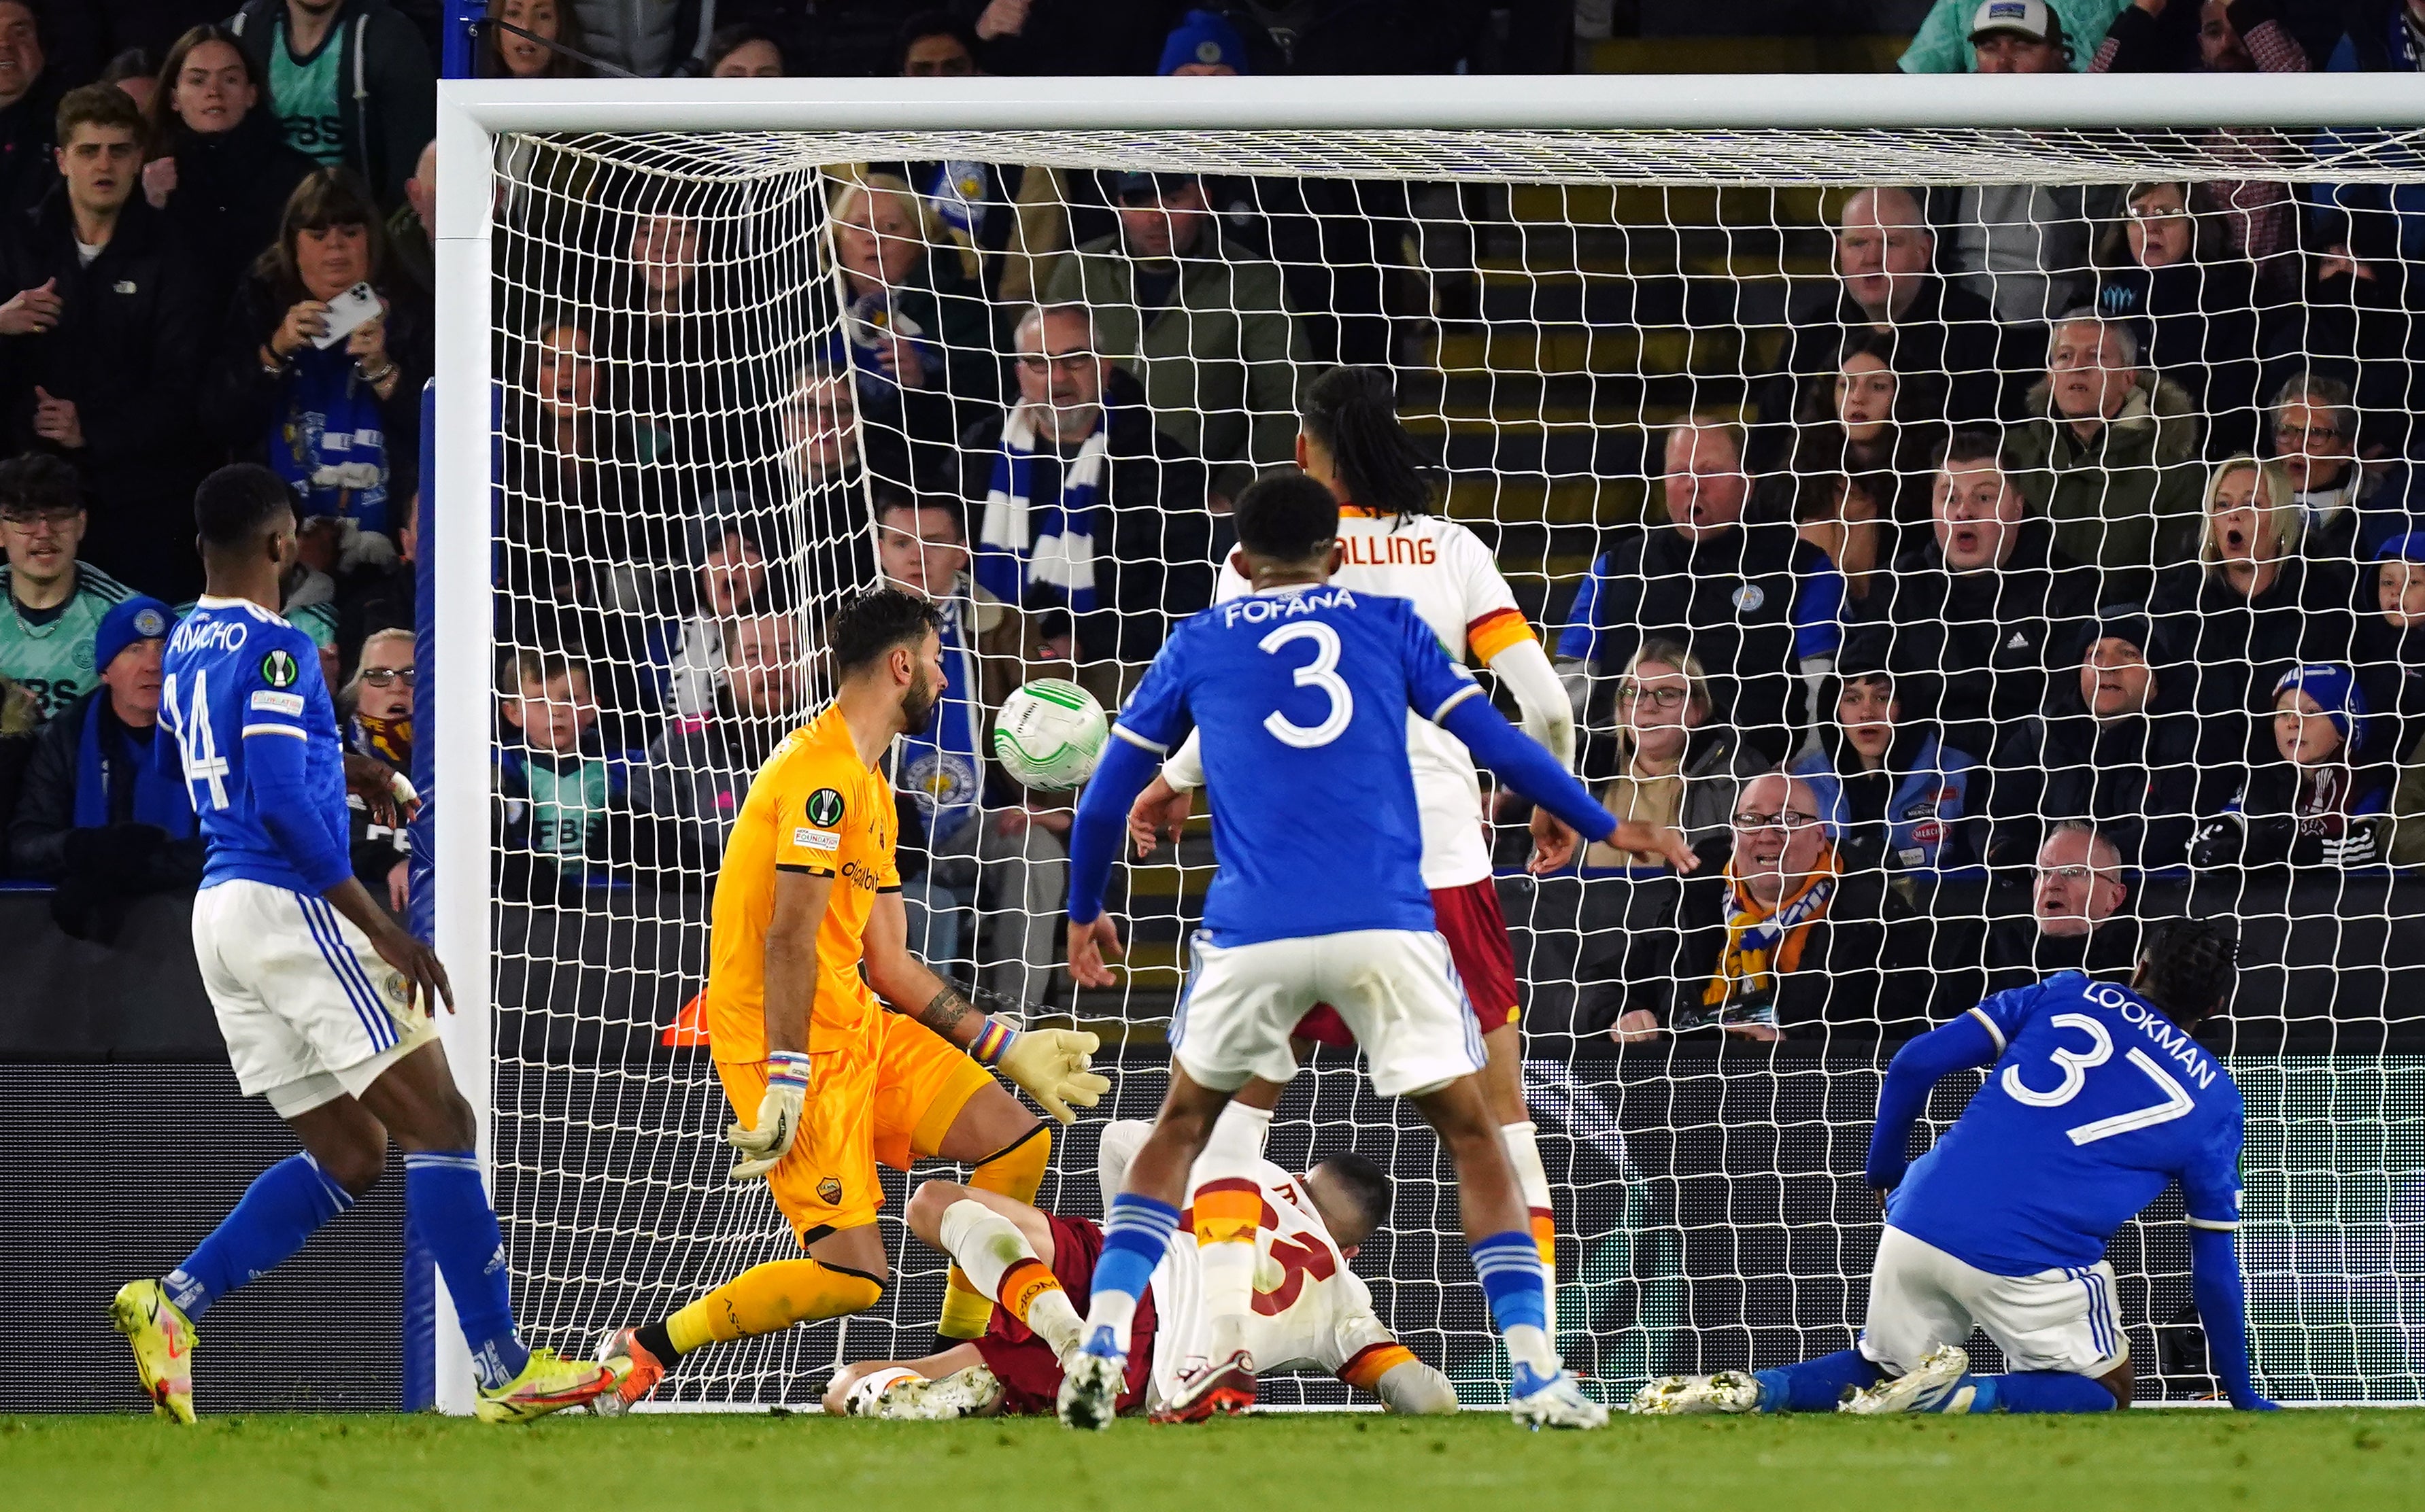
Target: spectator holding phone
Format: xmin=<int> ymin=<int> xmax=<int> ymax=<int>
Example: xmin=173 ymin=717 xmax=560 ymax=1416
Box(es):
xmin=141 ymin=25 xmax=318 ymax=299
xmin=205 ymin=167 xmax=429 ymax=562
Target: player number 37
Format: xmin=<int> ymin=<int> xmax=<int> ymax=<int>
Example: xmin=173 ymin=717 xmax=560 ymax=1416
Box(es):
xmin=2001 ymin=1011 xmax=2196 ymax=1147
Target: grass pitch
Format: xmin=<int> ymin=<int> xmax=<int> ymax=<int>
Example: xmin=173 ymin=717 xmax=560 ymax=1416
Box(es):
xmin=6 ymin=1409 xmax=2419 ymax=1512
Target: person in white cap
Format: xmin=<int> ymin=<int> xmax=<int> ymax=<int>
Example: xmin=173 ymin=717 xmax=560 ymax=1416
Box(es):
xmin=1897 ymin=0 xmax=2126 ymax=73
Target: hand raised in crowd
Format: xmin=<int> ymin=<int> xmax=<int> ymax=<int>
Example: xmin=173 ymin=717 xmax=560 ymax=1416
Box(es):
xmin=872 ymin=331 xmax=925 ymax=389
xmin=143 ymin=156 xmax=177 ymax=209
xmin=974 ymin=0 xmax=1031 ymax=39
xmin=271 ymin=298 xmax=331 ymax=359
xmin=31 ymin=387 xmax=82 ymax=449
xmin=0 ymin=277 xmax=61 ymax=336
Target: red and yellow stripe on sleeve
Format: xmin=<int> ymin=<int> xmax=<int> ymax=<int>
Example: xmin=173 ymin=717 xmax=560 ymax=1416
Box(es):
xmin=1191 ymin=1178 xmax=1270 ymax=1247
xmin=1467 ymin=607 xmax=1533 ymax=663
xmin=1338 ymin=1341 xmax=1419 ymax=1393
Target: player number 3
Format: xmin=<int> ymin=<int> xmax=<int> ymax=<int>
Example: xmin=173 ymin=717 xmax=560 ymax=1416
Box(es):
xmin=1259 ymin=620 xmax=1353 ymax=749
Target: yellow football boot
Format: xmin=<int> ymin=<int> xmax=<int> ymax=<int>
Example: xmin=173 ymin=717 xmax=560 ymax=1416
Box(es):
xmin=474 ymin=1347 xmax=620 ymax=1424
xmin=110 ymin=1279 xmax=197 ymax=1424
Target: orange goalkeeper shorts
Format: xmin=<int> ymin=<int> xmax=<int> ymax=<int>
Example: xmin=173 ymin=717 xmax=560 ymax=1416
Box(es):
xmin=715 ymin=1014 xmax=994 ymax=1243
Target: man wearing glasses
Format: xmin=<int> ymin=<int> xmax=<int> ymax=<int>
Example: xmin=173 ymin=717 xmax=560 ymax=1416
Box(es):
xmin=967 ymin=303 xmax=1215 ymax=694
xmin=1986 ymin=821 xmax=2139 ymax=996
xmin=341 ymin=626 xmax=414 ymax=910
xmin=1635 ymin=770 xmax=1921 ymax=1042
xmin=2265 ymin=371 xmax=2420 ymax=564
xmin=0 ymin=452 xmax=136 ymax=719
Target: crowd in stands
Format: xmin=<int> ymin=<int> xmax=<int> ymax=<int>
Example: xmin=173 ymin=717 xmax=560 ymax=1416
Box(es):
xmin=0 ymin=0 xmax=2418 ymax=1046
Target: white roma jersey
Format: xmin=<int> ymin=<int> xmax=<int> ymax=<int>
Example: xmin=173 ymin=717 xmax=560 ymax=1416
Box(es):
xmin=1212 ymin=509 xmax=1533 ymax=889
xmin=1098 ymin=1121 xmax=1414 ymax=1405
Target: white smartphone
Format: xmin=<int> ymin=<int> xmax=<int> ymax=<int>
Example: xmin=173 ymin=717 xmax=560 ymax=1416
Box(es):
xmin=314 ymin=281 xmax=381 ymax=350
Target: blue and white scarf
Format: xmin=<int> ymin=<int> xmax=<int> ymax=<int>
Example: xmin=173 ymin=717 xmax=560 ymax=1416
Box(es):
xmin=976 ymin=400 xmax=1110 ymax=613
xmin=895 ymin=586 xmax=987 ymax=840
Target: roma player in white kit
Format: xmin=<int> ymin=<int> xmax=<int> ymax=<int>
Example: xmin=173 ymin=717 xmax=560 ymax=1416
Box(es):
xmin=824 ymin=1116 xmax=1457 ymax=1420
xmin=1128 ymin=368 xmax=1594 ymax=1407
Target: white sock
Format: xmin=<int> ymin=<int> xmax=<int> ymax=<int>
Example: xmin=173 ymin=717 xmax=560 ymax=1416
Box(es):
xmin=935 ymin=1198 xmax=1082 ymax=1356
xmin=1193 ymin=1101 xmax=1272 ymax=1360
xmin=1204 ymin=1099 xmax=1274 ymax=1166
xmin=1500 ymin=1120 xmax=1557 ymax=1332
xmin=1505 ymin=1323 xmax=1559 ymax=1377
xmin=1085 ymin=1286 xmax=1138 ymax=1353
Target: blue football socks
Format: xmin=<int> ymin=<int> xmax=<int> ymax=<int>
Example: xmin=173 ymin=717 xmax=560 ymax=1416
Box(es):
xmin=404 ymin=1152 xmax=529 ymax=1392
xmin=164 ymin=1152 xmax=354 ymax=1320
xmin=1472 ymin=1229 xmax=1560 ymax=1374
xmin=1087 ymin=1193 xmax=1180 ymax=1356
xmin=1752 ymin=1349 xmax=1885 ymax=1412
xmin=1963 ymin=1371 xmax=2120 ymax=1413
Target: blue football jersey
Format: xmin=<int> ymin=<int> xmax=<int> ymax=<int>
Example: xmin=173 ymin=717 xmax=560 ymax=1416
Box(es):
xmin=158 ymin=597 xmax=350 ymax=894
xmin=1888 ymin=972 xmax=2245 ymax=1275
xmin=1113 ymin=584 xmax=1482 ymax=947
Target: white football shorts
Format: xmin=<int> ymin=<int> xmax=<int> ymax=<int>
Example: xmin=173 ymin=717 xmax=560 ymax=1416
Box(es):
xmin=1858 ymin=1224 xmax=2129 ymax=1378
xmin=192 ymin=878 xmax=435 ymax=1117
xmin=1172 ymin=928 xmax=1485 ymax=1099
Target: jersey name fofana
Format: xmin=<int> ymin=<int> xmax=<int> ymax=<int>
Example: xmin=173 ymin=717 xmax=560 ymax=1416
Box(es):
xmin=1210 ymin=513 xmax=1531 ymax=889
xmin=1113 ymin=584 xmax=1482 ymax=947
xmin=1888 ymin=971 xmax=2245 ymax=1276
xmin=158 ymin=596 xmax=350 ymax=894
xmin=1098 ymin=1122 xmax=1403 ymax=1401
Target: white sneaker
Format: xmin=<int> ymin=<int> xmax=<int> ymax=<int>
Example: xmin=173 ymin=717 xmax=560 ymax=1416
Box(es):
xmin=1840 ymin=1345 xmax=1975 ymax=1415
xmin=1629 ymin=1371 xmax=1763 ymax=1415
xmin=1508 ymin=1362 xmax=1608 ymax=1430
xmin=869 ymin=1364 xmax=1004 ymax=1421
xmin=1057 ymin=1326 xmax=1125 ymax=1431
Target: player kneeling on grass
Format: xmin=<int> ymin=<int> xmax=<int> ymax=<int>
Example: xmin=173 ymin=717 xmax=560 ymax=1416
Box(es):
xmin=590 ymin=587 xmax=1110 ymax=1412
xmin=1055 ymin=472 xmax=1696 ymax=1432
xmin=826 ymin=1112 xmax=1458 ymax=1421
xmin=1634 ymin=916 xmax=2275 ymax=1417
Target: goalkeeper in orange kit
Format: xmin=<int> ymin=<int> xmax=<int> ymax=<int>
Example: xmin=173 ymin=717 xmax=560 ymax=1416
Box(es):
xmin=592 ymin=588 xmax=1110 ymax=1411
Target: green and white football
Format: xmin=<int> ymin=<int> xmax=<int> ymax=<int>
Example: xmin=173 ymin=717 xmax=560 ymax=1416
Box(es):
xmin=991 ymin=678 xmax=1109 ymax=790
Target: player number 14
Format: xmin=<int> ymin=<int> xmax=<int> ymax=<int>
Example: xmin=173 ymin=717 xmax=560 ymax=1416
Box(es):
xmin=162 ymin=670 xmax=233 ymax=812
xmin=2000 ymin=1011 xmax=2196 ymax=1146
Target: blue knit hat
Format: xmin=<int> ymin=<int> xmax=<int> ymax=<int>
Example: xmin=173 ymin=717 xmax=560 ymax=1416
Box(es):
xmin=2376 ymin=531 xmax=2425 ymax=565
xmin=1159 ymin=9 xmax=1250 ymax=75
xmin=2274 ymin=662 xmax=2371 ymax=752
xmin=94 ymin=596 xmax=172 ymax=674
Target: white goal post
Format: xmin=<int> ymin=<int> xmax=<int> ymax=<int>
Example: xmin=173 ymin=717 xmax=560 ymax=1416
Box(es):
xmin=431 ymin=73 xmax=2425 ymax=1415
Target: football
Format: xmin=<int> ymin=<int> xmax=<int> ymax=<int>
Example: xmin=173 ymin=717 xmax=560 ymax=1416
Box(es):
xmin=992 ymin=678 xmax=1110 ymax=790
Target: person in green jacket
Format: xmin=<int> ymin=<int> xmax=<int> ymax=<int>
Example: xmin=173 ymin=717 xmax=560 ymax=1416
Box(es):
xmin=1045 ymin=171 xmax=1307 ymax=506
xmin=2005 ymin=309 xmax=2205 ymax=604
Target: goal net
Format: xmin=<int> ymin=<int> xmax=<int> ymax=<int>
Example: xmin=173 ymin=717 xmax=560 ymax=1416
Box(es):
xmin=445 ymin=78 xmax=2425 ymax=1412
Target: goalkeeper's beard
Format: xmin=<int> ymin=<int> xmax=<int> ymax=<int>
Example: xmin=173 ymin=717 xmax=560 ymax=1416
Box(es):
xmin=898 ymin=664 xmax=941 ymax=737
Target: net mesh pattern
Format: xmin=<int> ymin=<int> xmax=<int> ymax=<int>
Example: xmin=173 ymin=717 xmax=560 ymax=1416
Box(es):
xmin=477 ymin=123 xmax=2425 ymax=1408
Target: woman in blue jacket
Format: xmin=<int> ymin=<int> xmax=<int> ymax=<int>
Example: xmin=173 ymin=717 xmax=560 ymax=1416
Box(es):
xmin=1788 ymin=657 xmax=1987 ymax=895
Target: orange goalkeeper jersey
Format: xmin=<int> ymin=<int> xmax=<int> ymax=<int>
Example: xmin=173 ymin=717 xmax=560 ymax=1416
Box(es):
xmin=706 ymin=702 xmax=900 ymax=1063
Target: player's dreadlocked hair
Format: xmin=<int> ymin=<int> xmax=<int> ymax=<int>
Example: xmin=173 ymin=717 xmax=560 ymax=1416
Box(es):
xmin=829 ymin=584 xmax=943 ymax=676
xmin=2136 ymin=916 xmax=2238 ymax=1025
xmin=1312 ymin=1150 xmax=1393 ymax=1248
xmin=1301 ymin=364 xmax=1433 ymax=517
xmin=1234 ymin=470 xmax=1341 ymax=566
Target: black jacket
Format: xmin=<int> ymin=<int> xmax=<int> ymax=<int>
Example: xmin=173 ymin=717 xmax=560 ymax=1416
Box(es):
xmin=2354 ymin=611 xmax=2425 ymax=763
xmin=1842 ymin=519 xmax=2101 ymax=762
xmin=1757 ymin=275 xmax=2031 ymax=468
xmin=2149 ymin=555 xmax=2356 ymax=749
xmin=1578 ymin=518 xmax=1827 ymax=763
xmin=0 ymin=68 xmax=61 ymax=225
xmin=1984 ymin=912 xmax=2143 ymax=999
xmin=7 ymin=687 xmax=204 ymax=889
xmin=1665 ymin=869 xmax=1931 ymax=1041
xmin=153 ymin=109 xmax=318 ymax=303
xmin=2095 ymin=259 xmax=2263 ymax=456
xmin=957 ymin=368 xmax=1217 ymax=670
xmin=0 ymin=190 xmax=211 ymax=601
xmin=229 ymin=0 xmax=435 ymax=208
xmin=2003 ymin=671 xmax=2205 ymax=870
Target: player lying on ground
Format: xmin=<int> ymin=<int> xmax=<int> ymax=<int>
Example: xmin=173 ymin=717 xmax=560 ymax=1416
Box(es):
xmin=1635 ymin=916 xmax=2273 ymax=1416
xmin=824 ymin=1111 xmax=1459 ymax=1421
xmin=117 ymin=464 xmax=615 ymax=1423
xmin=1125 ymin=368 xmax=1599 ymax=1352
xmin=592 ymin=589 xmax=1110 ymax=1412
xmin=1059 ymin=472 xmax=1696 ymax=1431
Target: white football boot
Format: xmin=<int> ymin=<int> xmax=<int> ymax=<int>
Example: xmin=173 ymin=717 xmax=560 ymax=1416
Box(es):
xmin=1629 ymin=1371 xmax=1764 ymax=1415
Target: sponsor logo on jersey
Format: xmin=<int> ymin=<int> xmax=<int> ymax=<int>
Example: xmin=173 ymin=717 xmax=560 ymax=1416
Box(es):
xmin=1338 ymin=534 xmax=1438 ymax=567
xmin=250 ymin=689 xmax=305 ymax=715
xmin=260 ymin=648 xmax=300 ymax=688
xmin=817 ymin=1176 xmax=844 ymax=1205
xmin=792 ymin=825 xmax=840 ymax=853
xmin=805 ymin=787 xmax=845 ymax=827
xmin=842 ymin=859 xmax=883 ymax=892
